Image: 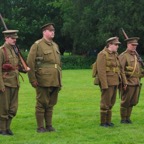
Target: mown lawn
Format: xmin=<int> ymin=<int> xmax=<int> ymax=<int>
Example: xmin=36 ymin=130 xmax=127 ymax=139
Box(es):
xmin=0 ymin=69 xmax=144 ymax=144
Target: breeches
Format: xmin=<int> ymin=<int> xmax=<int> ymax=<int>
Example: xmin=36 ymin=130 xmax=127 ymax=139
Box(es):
xmin=100 ymin=86 xmax=117 ymax=110
xmin=0 ymin=86 xmax=19 ymax=120
xmin=35 ymin=86 xmax=59 ymax=112
xmin=121 ymin=85 xmax=139 ymax=108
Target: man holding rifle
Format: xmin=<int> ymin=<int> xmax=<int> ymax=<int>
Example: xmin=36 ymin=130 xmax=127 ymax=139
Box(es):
xmin=119 ymin=37 xmax=144 ymax=124
xmin=0 ymin=30 xmax=20 ymax=135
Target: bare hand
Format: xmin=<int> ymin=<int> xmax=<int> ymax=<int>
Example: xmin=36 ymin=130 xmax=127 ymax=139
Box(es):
xmin=31 ymin=81 xmax=39 ymax=88
xmin=0 ymin=88 xmax=5 ymax=92
xmin=123 ymin=85 xmax=127 ymax=91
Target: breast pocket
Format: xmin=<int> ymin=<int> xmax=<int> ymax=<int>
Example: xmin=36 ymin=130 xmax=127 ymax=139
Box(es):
xmin=43 ymin=50 xmax=54 ymax=62
xmin=130 ymin=58 xmax=135 ymax=66
xmin=107 ymin=57 xmax=116 ymax=67
xmin=8 ymin=54 xmax=19 ymax=66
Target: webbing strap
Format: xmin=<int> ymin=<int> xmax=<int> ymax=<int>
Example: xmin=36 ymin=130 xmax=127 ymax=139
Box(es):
xmin=106 ymin=67 xmax=120 ymax=73
xmin=130 ymin=55 xmax=137 ymax=77
xmin=3 ymin=47 xmax=9 ymax=63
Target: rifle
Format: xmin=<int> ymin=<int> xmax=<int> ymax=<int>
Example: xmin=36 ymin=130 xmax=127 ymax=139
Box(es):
xmin=121 ymin=28 xmax=143 ymax=101
xmin=121 ymin=28 xmax=144 ymax=67
xmin=0 ymin=13 xmax=30 ymax=73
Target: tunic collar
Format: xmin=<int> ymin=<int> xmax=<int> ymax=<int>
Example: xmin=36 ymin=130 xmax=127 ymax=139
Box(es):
xmin=3 ymin=42 xmax=13 ymax=49
xmin=126 ymin=49 xmax=136 ymax=55
xmin=42 ymin=38 xmax=53 ymax=46
xmin=104 ymin=47 xmax=117 ymax=54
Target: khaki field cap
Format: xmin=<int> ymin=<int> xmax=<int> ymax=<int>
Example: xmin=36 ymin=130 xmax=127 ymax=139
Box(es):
xmin=125 ymin=37 xmax=140 ymax=45
xmin=41 ymin=23 xmax=55 ymax=31
xmin=2 ymin=30 xmax=19 ymax=39
xmin=106 ymin=37 xmax=121 ymax=45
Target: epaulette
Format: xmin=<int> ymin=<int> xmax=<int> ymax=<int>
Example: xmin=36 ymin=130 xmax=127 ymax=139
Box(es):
xmin=120 ymin=50 xmax=127 ymax=56
xmin=35 ymin=39 xmax=42 ymax=44
xmin=0 ymin=45 xmax=4 ymax=49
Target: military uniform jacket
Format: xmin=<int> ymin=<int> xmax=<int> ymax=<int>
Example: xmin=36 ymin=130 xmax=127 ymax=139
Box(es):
xmin=27 ymin=38 xmax=62 ymax=87
xmin=0 ymin=43 xmax=20 ymax=89
xmin=96 ymin=47 xmax=127 ymax=89
xmin=119 ymin=50 xmax=144 ymax=85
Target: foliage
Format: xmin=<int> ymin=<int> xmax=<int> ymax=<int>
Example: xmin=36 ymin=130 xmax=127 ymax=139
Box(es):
xmin=0 ymin=70 xmax=144 ymax=143
xmin=0 ymin=0 xmax=63 ymax=51
xmin=20 ymin=50 xmax=96 ymax=69
xmin=0 ymin=0 xmax=144 ymax=55
xmin=61 ymin=0 xmax=144 ymax=54
xmin=61 ymin=55 xmax=96 ymax=69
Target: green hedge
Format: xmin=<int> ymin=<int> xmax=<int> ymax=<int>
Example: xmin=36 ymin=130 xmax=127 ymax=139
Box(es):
xmin=61 ymin=55 xmax=96 ymax=69
xmin=21 ymin=51 xmax=96 ymax=69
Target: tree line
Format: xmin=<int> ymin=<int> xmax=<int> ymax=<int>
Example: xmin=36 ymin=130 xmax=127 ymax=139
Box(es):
xmin=0 ymin=0 xmax=144 ymax=55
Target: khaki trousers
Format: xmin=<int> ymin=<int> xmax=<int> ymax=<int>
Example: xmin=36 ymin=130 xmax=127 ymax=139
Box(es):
xmin=0 ymin=86 xmax=19 ymax=120
xmin=35 ymin=86 xmax=59 ymax=128
xmin=0 ymin=86 xmax=19 ymax=131
xmin=120 ymin=85 xmax=139 ymax=120
xmin=100 ymin=85 xmax=117 ymax=124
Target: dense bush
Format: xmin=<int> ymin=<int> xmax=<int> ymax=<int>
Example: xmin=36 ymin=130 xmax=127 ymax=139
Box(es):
xmin=21 ymin=51 xmax=96 ymax=69
xmin=61 ymin=55 xmax=96 ymax=69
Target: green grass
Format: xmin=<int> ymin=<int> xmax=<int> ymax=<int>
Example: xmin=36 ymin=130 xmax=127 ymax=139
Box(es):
xmin=0 ymin=69 xmax=144 ymax=144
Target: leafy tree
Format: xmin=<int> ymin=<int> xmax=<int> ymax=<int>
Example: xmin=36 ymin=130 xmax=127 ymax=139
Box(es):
xmin=0 ymin=0 xmax=144 ymax=55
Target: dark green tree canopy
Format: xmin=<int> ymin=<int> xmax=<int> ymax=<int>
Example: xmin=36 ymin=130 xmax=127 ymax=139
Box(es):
xmin=0 ymin=0 xmax=144 ymax=55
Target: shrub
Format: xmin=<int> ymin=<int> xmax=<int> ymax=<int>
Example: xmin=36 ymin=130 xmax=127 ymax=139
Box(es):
xmin=61 ymin=55 xmax=96 ymax=69
xmin=20 ymin=51 xmax=96 ymax=69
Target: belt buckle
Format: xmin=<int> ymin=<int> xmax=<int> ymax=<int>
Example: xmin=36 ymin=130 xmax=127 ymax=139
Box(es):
xmin=55 ymin=64 xmax=57 ymax=68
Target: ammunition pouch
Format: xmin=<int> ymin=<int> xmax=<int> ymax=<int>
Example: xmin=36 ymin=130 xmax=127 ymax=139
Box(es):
xmin=106 ymin=67 xmax=120 ymax=73
xmin=125 ymin=65 xmax=140 ymax=77
xmin=2 ymin=63 xmax=15 ymax=71
xmin=126 ymin=66 xmax=134 ymax=71
xmin=125 ymin=71 xmax=140 ymax=78
xmin=92 ymin=62 xmax=97 ymax=78
xmin=94 ymin=76 xmax=99 ymax=85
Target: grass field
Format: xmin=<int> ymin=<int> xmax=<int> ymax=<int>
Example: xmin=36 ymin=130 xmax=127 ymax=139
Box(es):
xmin=0 ymin=69 xmax=144 ymax=144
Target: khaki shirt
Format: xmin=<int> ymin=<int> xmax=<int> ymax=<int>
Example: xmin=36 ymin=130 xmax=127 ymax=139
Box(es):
xmin=0 ymin=43 xmax=19 ymax=89
xmin=96 ymin=47 xmax=127 ymax=89
xmin=27 ymin=38 xmax=62 ymax=87
xmin=119 ymin=50 xmax=143 ymax=85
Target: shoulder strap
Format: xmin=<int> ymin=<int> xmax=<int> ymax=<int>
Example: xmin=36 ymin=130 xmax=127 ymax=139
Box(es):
xmin=102 ymin=49 xmax=109 ymax=60
xmin=130 ymin=55 xmax=137 ymax=77
xmin=3 ymin=47 xmax=9 ymax=63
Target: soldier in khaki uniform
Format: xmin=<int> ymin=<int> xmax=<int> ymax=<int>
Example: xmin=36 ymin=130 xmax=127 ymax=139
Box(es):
xmin=27 ymin=23 xmax=62 ymax=133
xmin=119 ymin=37 xmax=144 ymax=124
xmin=0 ymin=30 xmax=20 ymax=135
xmin=94 ymin=37 xmax=127 ymax=127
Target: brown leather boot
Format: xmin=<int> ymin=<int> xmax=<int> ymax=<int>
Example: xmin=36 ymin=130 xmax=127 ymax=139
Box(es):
xmin=100 ymin=110 xmax=108 ymax=127
xmin=120 ymin=107 xmax=127 ymax=124
xmin=36 ymin=112 xmax=46 ymax=133
xmin=126 ymin=107 xmax=133 ymax=124
xmin=46 ymin=125 xmax=55 ymax=132
xmin=45 ymin=110 xmax=55 ymax=132
xmin=6 ymin=118 xmax=13 ymax=135
xmin=106 ymin=110 xmax=114 ymax=127
xmin=0 ymin=119 xmax=7 ymax=135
